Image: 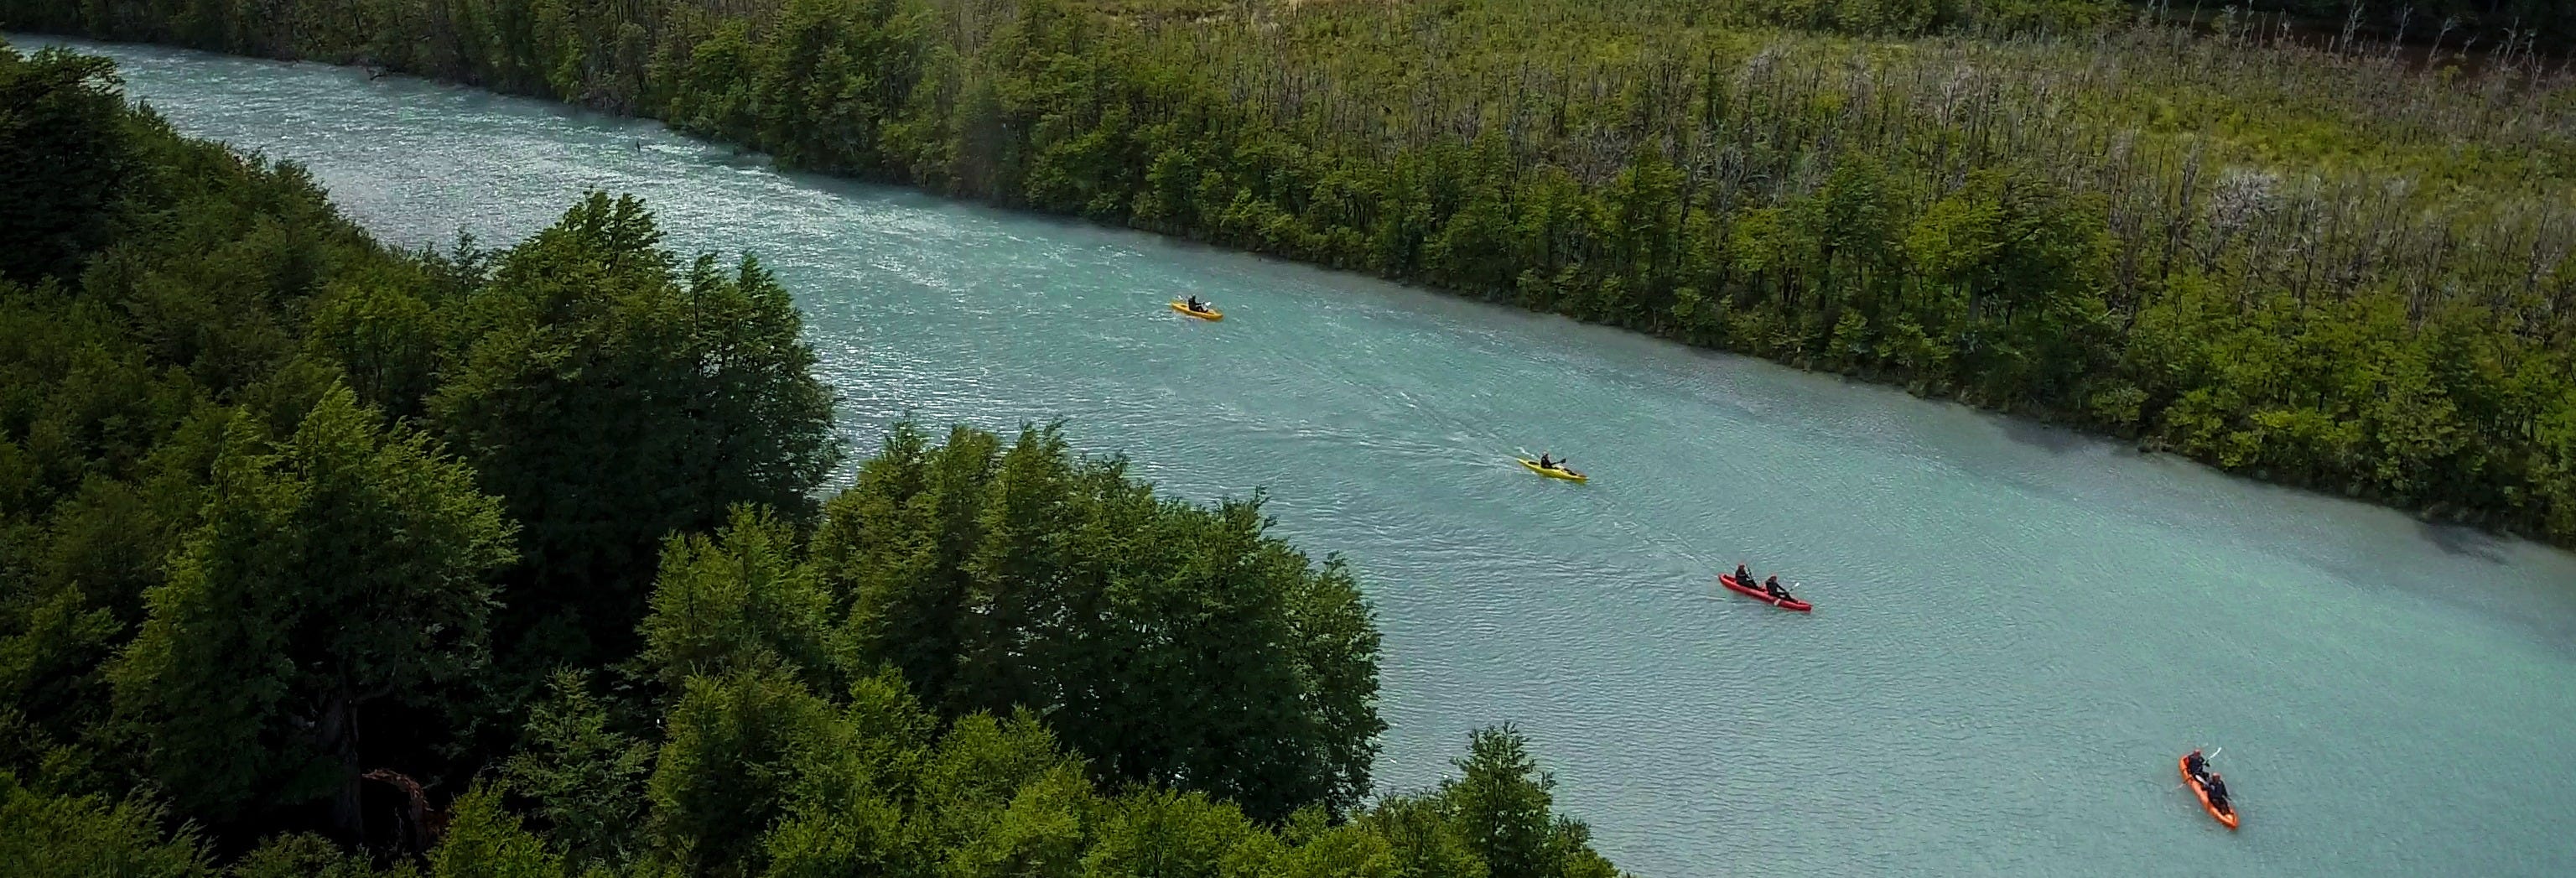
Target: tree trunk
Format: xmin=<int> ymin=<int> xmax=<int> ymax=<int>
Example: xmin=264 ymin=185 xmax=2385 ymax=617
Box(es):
xmin=320 ymin=683 xmax=366 ymax=839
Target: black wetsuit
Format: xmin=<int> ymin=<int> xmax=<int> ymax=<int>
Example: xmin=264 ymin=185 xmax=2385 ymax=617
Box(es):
xmin=2205 ymin=778 xmax=2231 ymax=810
xmin=2185 ymin=754 xmax=2207 ymax=779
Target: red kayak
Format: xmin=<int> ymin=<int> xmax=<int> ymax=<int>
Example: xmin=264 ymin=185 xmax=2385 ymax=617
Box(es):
xmin=1720 ymin=574 xmax=1812 ymax=612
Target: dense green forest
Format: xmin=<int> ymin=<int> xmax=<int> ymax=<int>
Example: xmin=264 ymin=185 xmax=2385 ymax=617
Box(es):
xmin=8 ymin=0 xmax=2570 ymax=546
xmin=0 ymin=43 xmax=1628 ymax=875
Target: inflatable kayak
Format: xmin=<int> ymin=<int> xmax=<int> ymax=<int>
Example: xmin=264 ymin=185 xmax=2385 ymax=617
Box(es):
xmin=1517 ymin=459 xmax=1587 ymax=482
xmin=2180 ymin=756 xmax=2240 ymax=829
xmin=1719 ymin=574 xmax=1812 ymax=612
xmin=1171 ymin=301 xmax=1223 ymax=321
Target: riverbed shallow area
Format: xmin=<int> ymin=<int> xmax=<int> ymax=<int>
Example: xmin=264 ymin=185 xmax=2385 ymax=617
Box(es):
xmin=29 ymin=35 xmax=2576 ymax=878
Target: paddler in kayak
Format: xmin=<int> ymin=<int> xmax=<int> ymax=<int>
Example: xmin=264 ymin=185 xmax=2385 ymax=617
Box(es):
xmin=1762 ymin=575 xmax=1792 ymax=600
xmin=1734 ymin=563 xmax=1753 ymax=584
xmin=2203 ymin=772 xmax=2232 ymax=813
xmin=1184 ymin=295 xmax=1210 ymax=313
xmin=1536 ymin=452 xmax=1568 ymax=471
xmin=2184 ymin=749 xmax=2209 ymax=782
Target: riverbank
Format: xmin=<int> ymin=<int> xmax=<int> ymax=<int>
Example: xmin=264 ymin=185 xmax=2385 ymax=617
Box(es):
xmin=9 ymin=0 xmax=2573 ymax=548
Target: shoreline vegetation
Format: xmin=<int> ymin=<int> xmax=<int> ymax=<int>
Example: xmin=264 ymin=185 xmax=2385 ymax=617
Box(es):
xmin=8 ymin=0 xmax=2573 ymax=548
xmin=2 ymin=42 xmax=1628 ymax=876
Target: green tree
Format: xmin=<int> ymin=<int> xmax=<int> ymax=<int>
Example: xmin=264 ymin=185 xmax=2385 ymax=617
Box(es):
xmin=1078 ymin=789 xmax=1265 ymax=878
xmin=225 ymin=833 xmax=397 ymax=878
xmin=428 ymin=784 xmax=567 ymax=878
xmin=109 ymin=387 xmax=516 ymax=832
xmin=0 ymin=48 xmax=429 ymax=811
xmin=0 ymin=45 xmax=136 ymax=283
xmin=644 ymin=668 xmax=844 ymax=876
xmin=639 ymin=505 xmax=839 ymax=691
xmin=431 ymin=193 xmax=839 ymax=668
xmin=661 ymin=20 xmax=759 ymax=142
xmin=0 ymin=770 xmax=210 ymax=878
xmin=1441 ymin=727 xmax=1555 ymax=878
xmin=304 ymin=267 xmax=449 ymax=422
xmin=499 ymin=671 xmax=652 ymax=873
xmin=1905 ymin=170 xmax=2109 ymax=403
xmin=1433 ymin=725 xmax=1618 ymax=878
xmin=816 ymin=423 xmax=997 ymax=706
xmin=896 ymin=709 xmax=1088 ymax=875
xmin=1362 ymin=796 xmax=1484 ymax=878
xmin=820 ymin=423 xmax=1384 ymax=822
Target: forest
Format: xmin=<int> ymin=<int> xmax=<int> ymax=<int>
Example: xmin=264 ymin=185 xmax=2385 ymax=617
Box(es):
xmin=0 ymin=43 xmax=1628 ymax=876
xmin=7 ymin=0 xmax=2569 ymax=547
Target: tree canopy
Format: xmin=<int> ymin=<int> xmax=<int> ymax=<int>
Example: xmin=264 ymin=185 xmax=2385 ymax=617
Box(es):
xmin=430 ymin=191 xmax=841 ymax=668
xmin=818 ymin=423 xmax=1385 ymax=821
xmin=110 ymin=387 xmax=515 ymax=830
xmin=0 ymin=41 xmax=1626 ymax=877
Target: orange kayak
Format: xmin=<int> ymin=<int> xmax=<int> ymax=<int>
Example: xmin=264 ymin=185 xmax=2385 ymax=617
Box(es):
xmin=2180 ymin=756 xmax=2239 ymax=829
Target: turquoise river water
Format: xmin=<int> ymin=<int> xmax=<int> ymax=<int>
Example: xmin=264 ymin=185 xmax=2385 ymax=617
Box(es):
xmin=25 ymin=36 xmax=2576 ymax=878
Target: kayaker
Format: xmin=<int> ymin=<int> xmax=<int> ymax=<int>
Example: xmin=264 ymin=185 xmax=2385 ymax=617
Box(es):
xmin=1763 ymin=575 xmax=1789 ymax=600
xmin=2184 ymin=749 xmax=2208 ymax=781
xmin=1733 ymin=564 xmax=1753 ymax=584
xmin=2204 ymin=772 xmax=2231 ymax=810
xmin=1186 ymin=295 xmax=1207 ymax=312
xmin=1538 ymin=452 xmax=1565 ymax=470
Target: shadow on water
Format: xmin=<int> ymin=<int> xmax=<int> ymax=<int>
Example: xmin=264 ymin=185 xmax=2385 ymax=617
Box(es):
xmin=2417 ymin=520 xmax=2509 ymax=565
xmin=1997 ymin=417 xmax=2089 ymax=455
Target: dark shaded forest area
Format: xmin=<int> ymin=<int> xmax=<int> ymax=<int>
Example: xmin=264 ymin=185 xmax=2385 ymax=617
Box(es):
xmin=10 ymin=0 xmax=2570 ymax=546
xmin=2207 ymin=1 xmax=2573 ymax=60
xmin=1 ymin=42 xmax=1628 ymax=876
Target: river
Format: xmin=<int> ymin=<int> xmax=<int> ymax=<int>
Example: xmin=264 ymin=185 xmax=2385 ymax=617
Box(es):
xmin=25 ymin=36 xmax=2576 ymax=878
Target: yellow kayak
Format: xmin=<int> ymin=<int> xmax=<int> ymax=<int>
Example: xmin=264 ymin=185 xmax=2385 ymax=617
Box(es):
xmin=1171 ymin=301 xmax=1223 ymax=321
xmin=1518 ymin=459 xmax=1587 ymax=482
